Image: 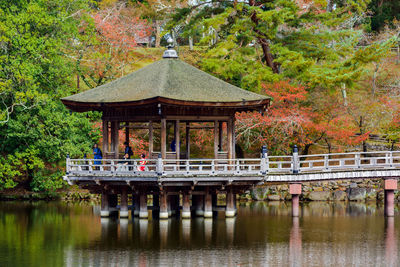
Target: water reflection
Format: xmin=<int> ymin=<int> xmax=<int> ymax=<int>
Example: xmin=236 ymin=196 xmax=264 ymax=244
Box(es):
xmin=0 ymin=201 xmax=399 ymax=266
xmin=385 ymin=217 xmax=398 ymax=266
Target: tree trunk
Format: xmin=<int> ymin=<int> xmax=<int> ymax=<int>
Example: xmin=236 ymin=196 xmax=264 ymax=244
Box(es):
xmin=248 ymin=0 xmax=279 ymax=74
xmin=155 ymin=20 xmax=161 ymax=48
xmin=326 ymin=0 xmax=334 ymax=12
xmin=189 ymin=36 xmax=193 ymax=50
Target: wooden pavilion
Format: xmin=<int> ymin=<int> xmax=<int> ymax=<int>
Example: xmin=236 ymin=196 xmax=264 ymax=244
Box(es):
xmin=62 ymin=45 xmax=270 ymax=219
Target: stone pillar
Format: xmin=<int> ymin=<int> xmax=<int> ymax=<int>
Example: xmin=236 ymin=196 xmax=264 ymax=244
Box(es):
xmin=204 ymin=189 xmax=213 ymax=218
xmin=226 ymin=187 xmax=235 ymax=217
xmin=290 ymin=183 xmax=302 ymax=217
xmin=120 ymin=189 xmax=129 ymax=218
xmin=182 ymin=191 xmax=191 ymax=219
xmin=167 ymin=195 xmax=173 ymax=217
xmin=233 ymin=192 xmax=237 ymax=214
xmin=160 ymin=192 xmax=169 ymax=219
xmin=194 ymin=195 xmax=204 ymax=216
xmin=101 ymin=193 xmax=110 ymax=217
xmin=384 ymin=179 xmax=397 ymax=217
xmin=139 ymin=193 xmax=148 ymax=218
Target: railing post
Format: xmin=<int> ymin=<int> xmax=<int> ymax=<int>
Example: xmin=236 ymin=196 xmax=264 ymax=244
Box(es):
xmin=156 ymin=153 xmax=163 ymax=175
xmin=260 ymin=145 xmax=268 ymax=175
xmin=324 ymin=155 xmax=329 ymax=170
xmin=66 ymin=154 xmax=70 ymax=174
xmin=389 ymin=151 xmax=393 ymax=167
xmin=292 ymin=145 xmax=299 ymax=174
xmin=83 ymin=153 xmax=88 ymax=171
xmin=355 ymin=153 xmax=361 ymax=168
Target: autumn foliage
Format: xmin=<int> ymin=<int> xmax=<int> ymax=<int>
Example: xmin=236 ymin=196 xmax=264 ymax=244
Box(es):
xmin=236 ymin=81 xmax=369 ymax=155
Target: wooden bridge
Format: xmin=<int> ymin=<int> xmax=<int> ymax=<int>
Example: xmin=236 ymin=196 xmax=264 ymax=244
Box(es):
xmin=64 ymin=149 xmax=400 ymax=219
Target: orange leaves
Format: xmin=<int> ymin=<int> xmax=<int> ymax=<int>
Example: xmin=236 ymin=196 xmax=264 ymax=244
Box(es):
xmin=93 ymin=3 xmax=152 ymax=50
xmin=236 ymin=81 xmax=363 ymax=154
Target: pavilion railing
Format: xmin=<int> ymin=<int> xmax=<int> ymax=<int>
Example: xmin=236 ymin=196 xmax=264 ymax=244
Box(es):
xmin=65 ymin=151 xmax=400 ymax=177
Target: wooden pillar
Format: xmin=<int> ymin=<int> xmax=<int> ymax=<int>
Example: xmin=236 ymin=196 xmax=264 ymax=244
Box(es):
xmin=149 ymin=121 xmax=153 ymax=156
xmin=133 ymin=193 xmax=139 ymax=217
xmin=227 ymin=119 xmax=233 ymax=160
xmin=290 ymin=183 xmax=302 ymax=217
xmin=139 ymin=192 xmax=148 ymax=218
xmin=160 ymin=191 xmax=168 ymax=219
xmin=192 ymin=195 xmax=204 ymax=216
xmin=120 ymin=188 xmax=129 ymax=218
xmin=186 ymin=122 xmax=190 ymax=159
xmin=384 ymin=179 xmax=397 ymax=217
xmin=218 ymin=122 xmax=223 ymax=151
xmin=125 ymin=123 xmax=129 ymax=145
xmin=214 ymin=120 xmax=219 ymax=159
xmin=110 ymin=121 xmax=119 ymax=159
xmin=102 ymin=120 xmax=109 ymax=156
xmin=226 ymin=187 xmax=235 ymax=217
xmin=204 ymin=188 xmax=213 ymax=218
xmin=232 ymin=117 xmax=236 ymax=158
xmin=101 ymin=192 xmax=110 ymax=217
xmin=175 ymin=120 xmax=180 ymax=160
xmin=161 ymin=118 xmax=167 ymax=159
xmin=182 ymin=191 xmax=191 ymax=219
xmin=153 ymin=193 xmax=159 ymax=208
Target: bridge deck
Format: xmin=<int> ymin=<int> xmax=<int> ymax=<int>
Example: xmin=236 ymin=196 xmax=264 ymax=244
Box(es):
xmin=64 ymin=151 xmax=400 ymax=185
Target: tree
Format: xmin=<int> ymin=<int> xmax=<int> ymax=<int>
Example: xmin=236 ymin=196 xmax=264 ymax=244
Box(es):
xmin=73 ymin=2 xmax=153 ymax=89
xmin=0 ymin=0 xmax=99 ymax=191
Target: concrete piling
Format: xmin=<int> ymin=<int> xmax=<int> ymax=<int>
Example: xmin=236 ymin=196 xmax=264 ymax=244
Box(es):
xmin=384 ymin=179 xmax=397 ymax=217
xmin=290 ymin=183 xmax=302 ymax=217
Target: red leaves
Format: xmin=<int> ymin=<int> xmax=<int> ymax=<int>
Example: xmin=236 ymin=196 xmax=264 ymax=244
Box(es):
xmin=236 ymin=81 xmax=364 ymax=154
xmin=93 ymin=3 xmax=152 ymax=50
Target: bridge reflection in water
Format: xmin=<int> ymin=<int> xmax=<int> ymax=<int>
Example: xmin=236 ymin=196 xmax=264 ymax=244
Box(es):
xmin=61 ymin=202 xmax=399 ymax=267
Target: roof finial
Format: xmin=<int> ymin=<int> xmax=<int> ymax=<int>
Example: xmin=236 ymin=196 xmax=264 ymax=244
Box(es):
xmin=163 ymin=37 xmax=178 ymax=59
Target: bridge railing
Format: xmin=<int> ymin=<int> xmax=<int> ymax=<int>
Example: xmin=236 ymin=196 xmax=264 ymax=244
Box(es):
xmin=65 ymin=150 xmax=400 ymax=178
xmin=297 ymin=151 xmax=400 ymax=173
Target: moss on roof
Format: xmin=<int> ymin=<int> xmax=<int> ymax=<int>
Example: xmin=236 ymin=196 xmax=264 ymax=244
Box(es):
xmin=62 ymin=59 xmax=269 ymax=104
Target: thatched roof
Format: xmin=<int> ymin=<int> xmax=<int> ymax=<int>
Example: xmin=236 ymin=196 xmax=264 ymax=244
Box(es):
xmin=62 ymin=58 xmax=269 ymax=112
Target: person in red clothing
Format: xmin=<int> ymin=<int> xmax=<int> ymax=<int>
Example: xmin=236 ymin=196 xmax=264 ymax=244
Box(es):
xmin=137 ymin=153 xmax=147 ymax=171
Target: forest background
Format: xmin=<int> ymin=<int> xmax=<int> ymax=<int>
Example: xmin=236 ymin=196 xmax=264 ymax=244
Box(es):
xmin=0 ymin=0 xmax=400 ymax=194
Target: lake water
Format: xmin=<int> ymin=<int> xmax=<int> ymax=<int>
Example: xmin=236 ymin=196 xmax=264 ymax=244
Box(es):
xmin=0 ymin=201 xmax=398 ymax=267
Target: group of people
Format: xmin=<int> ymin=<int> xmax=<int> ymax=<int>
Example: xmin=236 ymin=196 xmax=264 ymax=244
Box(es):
xmin=92 ymin=142 xmax=146 ymax=171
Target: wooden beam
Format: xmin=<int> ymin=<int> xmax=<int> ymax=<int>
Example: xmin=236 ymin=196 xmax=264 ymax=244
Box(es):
xmin=149 ymin=121 xmax=153 ymax=155
xmin=186 ymin=122 xmax=190 ymax=159
xmin=166 ymin=116 xmax=230 ymax=121
xmin=161 ymin=118 xmax=167 ymax=159
xmin=214 ymin=120 xmax=219 ymax=159
xmin=102 ymin=120 xmax=109 ymax=155
xmin=175 ymin=120 xmax=180 ymax=160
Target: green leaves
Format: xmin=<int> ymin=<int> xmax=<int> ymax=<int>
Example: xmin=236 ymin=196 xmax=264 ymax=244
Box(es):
xmin=0 ymin=0 xmax=98 ymax=192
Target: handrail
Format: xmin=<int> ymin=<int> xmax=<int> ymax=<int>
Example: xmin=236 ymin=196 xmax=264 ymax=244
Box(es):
xmin=65 ymin=150 xmax=400 ymax=178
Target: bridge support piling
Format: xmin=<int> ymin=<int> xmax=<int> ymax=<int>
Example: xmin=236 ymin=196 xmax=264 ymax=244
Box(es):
xmin=119 ymin=189 xmax=129 ymax=218
xmin=204 ymin=189 xmax=213 ymax=218
xmin=226 ymin=187 xmax=235 ymax=217
xmin=182 ymin=191 xmax=191 ymax=219
xmin=290 ymin=183 xmax=302 ymax=217
xmin=139 ymin=192 xmax=148 ymax=218
xmin=194 ymin=195 xmax=204 ymax=216
xmin=100 ymin=193 xmax=110 ymax=217
xmin=160 ymin=192 xmax=168 ymax=219
xmin=384 ymin=179 xmax=397 ymax=217
xmin=133 ymin=194 xmax=139 ymax=217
